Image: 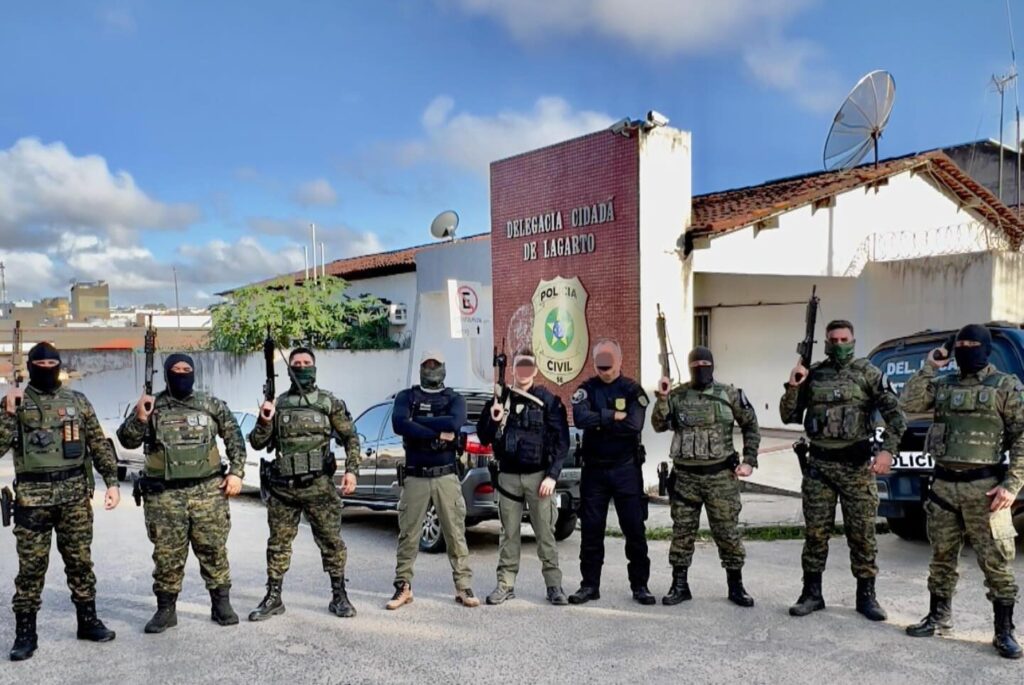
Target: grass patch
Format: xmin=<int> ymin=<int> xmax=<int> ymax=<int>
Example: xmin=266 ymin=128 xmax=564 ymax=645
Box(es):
xmin=606 ymin=522 xmax=891 ymax=542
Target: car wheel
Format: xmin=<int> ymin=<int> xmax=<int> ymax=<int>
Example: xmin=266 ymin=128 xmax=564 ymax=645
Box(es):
xmin=554 ymin=509 xmax=578 ymax=541
xmin=419 ymin=504 xmax=447 ymax=554
xmin=887 ymin=511 xmax=926 ymax=541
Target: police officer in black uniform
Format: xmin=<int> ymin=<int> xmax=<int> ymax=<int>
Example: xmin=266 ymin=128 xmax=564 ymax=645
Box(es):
xmin=569 ymin=339 xmax=654 ymax=605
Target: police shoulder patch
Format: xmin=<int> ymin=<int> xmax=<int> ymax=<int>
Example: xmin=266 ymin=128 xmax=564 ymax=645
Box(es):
xmin=637 ymin=393 xmax=649 ymax=408
xmin=571 ymin=388 xmax=587 ymax=405
xmin=736 ymin=389 xmax=752 ymax=409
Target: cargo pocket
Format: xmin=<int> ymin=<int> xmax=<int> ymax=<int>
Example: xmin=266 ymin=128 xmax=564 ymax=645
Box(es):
xmin=989 ymin=508 xmax=1017 ymax=559
xmin=924 ymin=424 xmax=946 ymax=459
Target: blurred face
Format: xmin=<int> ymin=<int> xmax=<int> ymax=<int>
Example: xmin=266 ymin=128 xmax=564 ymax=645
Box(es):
xmin=593 ymin=343 xmax=622 ymax=384
xmin=290 ymin=352 xmax=315 ymax=368
xmin=689 ymin=359 xmax=712 ymax=371
xmin=955 ymin=340 xmax=981 ymax=349
xmin=826 ymin=328 xmax=853 ymax=345
xmin=169 ymin=361 xmax=193 ymax=374
xmin=513 ymin=357 xmax=537 ymax=387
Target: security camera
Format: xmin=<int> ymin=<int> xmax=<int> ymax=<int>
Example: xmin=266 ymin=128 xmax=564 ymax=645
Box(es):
xmin=647 ymin=110 xmax=669 ymax=127
xmin=609 ymin=117 xmax=631 ymax=136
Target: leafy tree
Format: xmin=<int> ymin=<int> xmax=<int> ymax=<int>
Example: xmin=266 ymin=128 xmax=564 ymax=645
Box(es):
xmin=209 ymin=277 xmax=397 ymax=353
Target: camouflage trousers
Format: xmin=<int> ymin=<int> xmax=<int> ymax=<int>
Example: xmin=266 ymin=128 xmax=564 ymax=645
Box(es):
xmin=925 ymin=476 xmax=1018 ymax=602
xmin=669 ymin=467 xmax=744 ymax=570
xmin=265 ymin=474 xmax=347 ymax=581
xmin=143 ymin=476 xmax=231 ymax=595
xmin=12 ymin=497 xmax=96 ymax=613
xmin=801 ymin=458 xmax=878 ymax=578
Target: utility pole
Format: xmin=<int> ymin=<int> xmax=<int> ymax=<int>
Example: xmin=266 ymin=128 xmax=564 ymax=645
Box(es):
xmin=0 ymin=261 xmax=6 ymax=308
xmin=172 ymin=267 xmax=181 ymax=330
xmin=993 ymin=70 xmax=1017 ymax=202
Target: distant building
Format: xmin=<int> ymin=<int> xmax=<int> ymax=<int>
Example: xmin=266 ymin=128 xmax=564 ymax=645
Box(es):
xmin=70 ymin=281 xmax=110 ymax=320
xmin=40 ymin=297 xmax=70 ymax=323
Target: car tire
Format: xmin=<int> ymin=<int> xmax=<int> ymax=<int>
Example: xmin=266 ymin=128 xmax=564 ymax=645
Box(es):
xmin=887 ymin=511 xmax=926 ymax=540
xmin=419 ymin=504 xmax=447 ymax=554
xmin=554 ymin=509 xmax=577 ymax=541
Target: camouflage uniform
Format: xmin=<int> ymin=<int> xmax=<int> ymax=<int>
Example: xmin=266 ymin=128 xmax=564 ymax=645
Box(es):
xmin=780 ymin=357 xmax=905 ymax=578
xmin=651 ymin=382 xmax=759 ymax=571
xmin=900 ymin=363 xmax=1024 ymax=602
xmin=117 ymin=390 xmax=245 ymax=595
xmin=0 ymin=386 xmax=119 ymax=613
xmin=248 ymin=387 xmax=361 ymax=581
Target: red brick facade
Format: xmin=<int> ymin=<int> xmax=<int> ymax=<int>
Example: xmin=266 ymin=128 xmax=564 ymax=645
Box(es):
xmin=490 ymin=130 xmax=642 ymax=411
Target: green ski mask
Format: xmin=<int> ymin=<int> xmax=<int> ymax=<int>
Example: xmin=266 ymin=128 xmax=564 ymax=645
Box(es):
xmin=291 ymin=366 xmax=317 ymax=391
xmin=825 ymin=340 xmax=856 ymax=365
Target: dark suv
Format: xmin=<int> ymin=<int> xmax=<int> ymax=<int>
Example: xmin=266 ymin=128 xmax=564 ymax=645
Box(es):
xmin=342 ymin=389 xmax=583 ymax=553
xmin=868 ymin=323 xmax=1024 ymax=539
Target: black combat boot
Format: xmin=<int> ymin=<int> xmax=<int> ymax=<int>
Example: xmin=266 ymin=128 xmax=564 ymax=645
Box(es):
xmin=855 ymin=577 xmax=887 ymax=621
xmin=144 ymin=592 xmax=178 ymax=634
xmin=726 ymin=569 xmax=754 ymax=608
xmin=210 ymin=587 xmax=239 ymax=626
xmin=906 ymin=593 xmax=953 ymax=637
xmin=993 ymin=600 xmax=1023 ymax=659
xmin=632 ymin=586 xmax=656 ymax=606
xmin=328 ymin=576 xmax=356 ymax=618
xmin=75 ymin=600 xmax=116 ymax=642
xmin=789 ymin=572 xmax=825 ymax=617
xmin=248 ymin=578 xmax=285 ymax=622
xmin=662 ymin=567 xmax=692 ymax=606
xmin=568 ymin=586 xmax=600 ymax=605
xmin=9 ymin=612 xmax=37 ymax=661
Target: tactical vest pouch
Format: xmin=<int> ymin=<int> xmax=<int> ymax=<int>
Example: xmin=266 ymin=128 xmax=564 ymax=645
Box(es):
xmin=933 ymin=380 xmax=1003 ymax=464
xmin=19 ymin=398 xmax=86 ymax=473
xmin=155 ymin=411 xmax=218 ymax=480
xmin=924 ymin=423 xmax=946 ymax=458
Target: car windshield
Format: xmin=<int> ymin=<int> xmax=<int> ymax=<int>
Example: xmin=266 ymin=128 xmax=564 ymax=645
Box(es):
xmin=870 ymin=335 xmax=1019 ymax=396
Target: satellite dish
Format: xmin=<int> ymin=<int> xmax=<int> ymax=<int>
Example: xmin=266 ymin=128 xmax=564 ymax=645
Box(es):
xmin=823 ymin=70 xmax=896 ymax=171
xmin=430 ymin=210 xmax=459 ymax=240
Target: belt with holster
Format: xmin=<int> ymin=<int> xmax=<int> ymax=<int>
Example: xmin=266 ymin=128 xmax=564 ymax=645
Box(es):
xmin=267 ymin=472 xmax=322 ymax=489
xmin=933 ymin=464 xmax=1006 ymax=483
xmin=405 ymin=463 xmax=458 ymax=479
xmin=809 ymin=440 xmax=872 ymax=465
xmin=674 ymin=453 xmax=740 ymax=476
xmin=16 ymin=467 xmax=85 ymax=484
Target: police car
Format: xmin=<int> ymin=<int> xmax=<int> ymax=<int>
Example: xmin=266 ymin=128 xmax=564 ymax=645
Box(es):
xmin=869 ymin=323 xmax=1024 ymax=539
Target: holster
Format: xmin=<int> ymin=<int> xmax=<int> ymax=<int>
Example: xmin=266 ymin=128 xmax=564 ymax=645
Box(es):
xmin=131 ymin=474 xmax=142 ymax=507
xmin=397 ymin=463 xmax=407 ymax=487
xmin=1 ymin=486 xmax=13 ymax=527
xmin=657 ymin=462 xmax=670 ymax=497
xmin=487 ymin=460 xmax=525 ymax=504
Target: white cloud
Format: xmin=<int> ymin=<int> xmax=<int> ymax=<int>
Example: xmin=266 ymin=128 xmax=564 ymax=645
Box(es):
xmin=447 ymin=0 xmax=839 ymax=111
xmin=178 ymin=237 xmax=307 ymax=285
xmin=400 ymin=96 xmax=615 ymax=175
xmin=0 ymin=138 xmax=199 ymax=248
xmin=0 ymin=250 xmax=60 ymax=300
xmin=293 ymin=178 xmax=338 ymax=207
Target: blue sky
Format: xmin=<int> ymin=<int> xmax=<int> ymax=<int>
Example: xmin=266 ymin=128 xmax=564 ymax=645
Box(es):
xmin=0 ymin=0 xmax=1019 ymax=305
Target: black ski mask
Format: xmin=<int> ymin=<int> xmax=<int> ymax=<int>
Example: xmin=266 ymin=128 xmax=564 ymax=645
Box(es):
xmin=164 ymin=353 xmax=196 ymax=399
xmin=688 ymin=346 xmax=715 ymax=389
xmin=27 ymin=342 xmax=62 ymax=393
xmin=954 ymin=324 xmax=992 ymax=376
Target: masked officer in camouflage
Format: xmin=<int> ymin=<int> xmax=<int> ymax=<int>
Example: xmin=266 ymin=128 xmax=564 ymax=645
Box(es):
xmin=780 ymin=319 xmax=905 ymax=621
xmin=569 ymin=339 xmax=655 ymax=606
xmin=247 ymin=347 xmax=361 ymax=621
xmin=901 ymin=324 xmax=1024 ymax=659
xmin=386 ymin=350 xmax=478 ymax=610
xmin=476 ymin=348 xmax=570 ymax=606
xmin=117 ymin=352 xmax=246 ymax=633
xmin=652 ymin=346 xmax=759 ymax=607
xmin=1 ymin=343 xmax=120 ymax=661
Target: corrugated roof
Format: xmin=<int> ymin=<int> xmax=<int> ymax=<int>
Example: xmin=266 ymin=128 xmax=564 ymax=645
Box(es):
xmin=690 ymin=151 xmax=1024 ymax=248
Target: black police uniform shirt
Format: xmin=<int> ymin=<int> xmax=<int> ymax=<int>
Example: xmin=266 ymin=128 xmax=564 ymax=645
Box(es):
xmin=572 ymin=375 xmax=649 ymax=466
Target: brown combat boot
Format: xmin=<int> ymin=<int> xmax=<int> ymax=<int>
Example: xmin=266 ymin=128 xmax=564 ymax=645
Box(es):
xmin=386 ymin=581 xmax=413 ymax=610
xmin=455 ymin=588 xmax=480 ymax=608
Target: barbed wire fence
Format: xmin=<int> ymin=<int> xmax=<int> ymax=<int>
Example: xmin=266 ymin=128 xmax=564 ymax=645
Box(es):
xmin=842 ymin=221 xmax=1016 ymax=276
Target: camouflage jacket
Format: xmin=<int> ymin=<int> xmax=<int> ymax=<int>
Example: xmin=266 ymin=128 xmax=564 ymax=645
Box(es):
xmin=779 ymin=357 xmax=905 ymax=453
xmin=0 ymin=384 xmax=119 ymax=506
xmin=116 ymin=390 xmax=246 ymax=479
xmin=901 ymin=363 xmax=1024 ymax=495
xmin=652 ymin=381 xmax=761 ymax=467
xmin=248 ymin=386 xmax=362 ymax=475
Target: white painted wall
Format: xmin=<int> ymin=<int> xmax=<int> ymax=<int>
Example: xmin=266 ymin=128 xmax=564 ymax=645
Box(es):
xmin=692 ymin=170 xmax=994 ymax=277
xmin=637 ymin=126 xmax=693 ymax=481
xmin=991 ymin=252 xmax=1024 ymax=322
xmin=64 ymin=349 xmax=410 ymax=426
xmin=696 ymin=252 xmax=1003 ymax=429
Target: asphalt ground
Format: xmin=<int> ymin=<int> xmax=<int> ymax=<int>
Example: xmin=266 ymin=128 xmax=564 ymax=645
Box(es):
xmin=1 ymin=482 xmax=1024 ymax=685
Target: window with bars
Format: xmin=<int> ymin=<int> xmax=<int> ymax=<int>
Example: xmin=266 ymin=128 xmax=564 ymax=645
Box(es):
xmin=693 ymin=310 xmax=710 ymax=348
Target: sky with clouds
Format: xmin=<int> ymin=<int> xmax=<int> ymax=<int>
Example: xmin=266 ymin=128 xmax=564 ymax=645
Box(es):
xmin=0 ymin=0 xmax=1019 ymax=306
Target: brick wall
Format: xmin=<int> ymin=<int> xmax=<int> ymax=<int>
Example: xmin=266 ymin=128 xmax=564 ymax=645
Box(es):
xmin=490 ymin=130 xmax=641 ymax=411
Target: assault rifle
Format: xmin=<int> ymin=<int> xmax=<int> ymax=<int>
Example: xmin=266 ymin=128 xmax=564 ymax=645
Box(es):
xmin=3 ymin=322 xmax=22 ymax=525
xmin=792 ymin=286 xmax=819 ymax=473
xmin=490 ymin=340 xmax=508 ymax=426
xmin=656 ymin=304 xmax=673 ymax=396
xmin=261 ymin=327 xmax=276 ymax=419
xmin=142 ymin=315 xmax=156 ymax=413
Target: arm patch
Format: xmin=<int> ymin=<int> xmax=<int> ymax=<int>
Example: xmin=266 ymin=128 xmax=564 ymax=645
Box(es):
xmin=571 ymin=388 xmax=587 ymax=405
xmin=737 ymin=389 xmax=752 ymax=410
